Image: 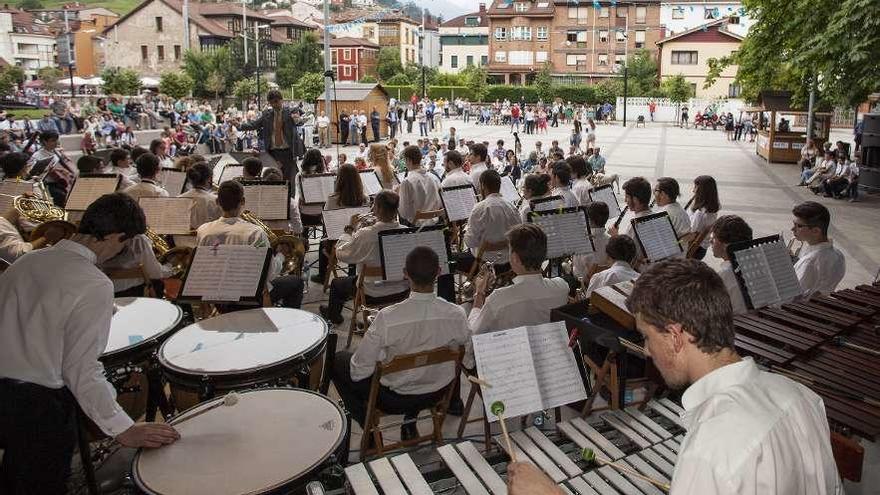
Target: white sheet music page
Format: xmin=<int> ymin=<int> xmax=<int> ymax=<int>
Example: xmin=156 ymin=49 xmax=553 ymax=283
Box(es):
xmin=499 ymin=176 xmax=520 ymax=204
xmin=139 ymin=197 xmax=194 ymax=235
xmin=219 ymin=165 xmax=244 ymax=184
xmin=0 ymin=181 xmax=36 ymax=214
xmin=381 ymin=229 xmax=449 ymax=280
xmin=733 ymin=244 xmax=779 ymax=308
xmin=322 ymin=206 xmax=370 ymax=241
xmin=158 ymin=169 xmax=187 ymax=195
xmin=589 ymin=186 xmax=621 ymax=219
xmin=634 ymin=215 xmax=681 ymax=262
xmin=182 ymin=245 xmax=268 ymax=301
xmin=300 ymin=175 xmax=336 ymax=204
xmin=761 ymin=239 xmax=803 ymax=303
xmin=532 ymin=197 xmax=565 ymax=212
xmin=360 ymin=170 xmax=383 ymax=196
xmin=527 ymin=322 xmax=588 ymax=410
xmin=441 ymin=186 xmax=477 ymax=222
xmin=533 ymin=211 xmax=593 ymax=258
xmin=243 ymin=183 xmax=289 ymax=220
xmin=472 ymin=327 xmax=543 ymax=422
xmin=66 ymin=176 xmax=119 ymax=211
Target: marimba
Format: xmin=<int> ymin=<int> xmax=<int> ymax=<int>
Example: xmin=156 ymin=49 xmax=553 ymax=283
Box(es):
xmin=344 ymin=399 xmax=685 ymax=494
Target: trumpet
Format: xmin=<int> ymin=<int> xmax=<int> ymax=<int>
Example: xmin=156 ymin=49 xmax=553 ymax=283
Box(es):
xmin=240 ymin=210 xmax=305 ymax=277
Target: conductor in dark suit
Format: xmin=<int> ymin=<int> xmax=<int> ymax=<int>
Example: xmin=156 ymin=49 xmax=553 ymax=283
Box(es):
xmin=238 ymin=90 xmax=300 ymax=180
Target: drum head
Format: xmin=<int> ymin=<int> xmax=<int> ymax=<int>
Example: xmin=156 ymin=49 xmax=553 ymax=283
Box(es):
xmin=104 ymin=298 xmax=182 ymax=357
xmin=159 ymin=308 xmax=328 ymax=375
xmin=133 ymin=389 xmax=346 ymax=495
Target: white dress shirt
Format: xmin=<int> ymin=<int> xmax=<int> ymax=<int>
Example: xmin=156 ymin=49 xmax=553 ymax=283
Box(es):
xmin=441 ymin=168 xmax=472 ymax=188
xmin=672 ymin=357 xmax=842 ymax=495
xmin=659 ymin=201 xmax=692 ymax=237
xmin=519 ymin=194 xmax=564 ymax=223
xmin=688 ymin=207 xmax=718 ymax=249
xmin=469 ymin=162 xmax=488 ymax=189
xmin=0 ymin=240 xmax=134 ymax=436
xmin=0 ymin=216 xmax=32 ymax=263
xmin=552 ymin=186 xmax=580 ymax=209
xmin=123 ymin=179 xmax=169 ymax=203
xmin=619 ymin=208 xmax=654 ymax=239
xmin=349 ymin=291 xmax=470 ymax=395
xmin=179 ymin=187 xmax=222 ymax=230
xmin=196 ymin=216 xmax=282 ymax=286
xmin=108 ymin=166 xmax=136 ymax=190
xmin=463 ymin=193 xmax=522 ymax=264
xmin=398 ymin=169 xmax=442 ymax=225
xmin=585 ymin=261 xmax=639 ymax=297
xmin=571 ymin=178 xmax=592 ymax=206
xmin=718 ymin=261 xmax=747 ymax=315
xmin=572 ymin=227 xmax=609 ymax=279
xmin=99 ymin=234 xmax=173 ymax=292
xmin=793 ymin=240 xmax=846 ymax=296
xmin=336 ymin=220 xmax=410 ymax=297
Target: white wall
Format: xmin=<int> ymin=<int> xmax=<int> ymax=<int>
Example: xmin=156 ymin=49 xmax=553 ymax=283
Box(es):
xmin=614 ymin=96 xmax=745 ymax=122
xmin=660 ymin=2 xmax=754 ymax=37
xmin=440 ymin=44 xmax=488 ymax=73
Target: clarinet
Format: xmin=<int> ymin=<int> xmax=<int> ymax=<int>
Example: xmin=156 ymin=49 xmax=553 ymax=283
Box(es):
xmin=613 ymin=205 xmax=629 ymax=230
xmin=683 ymin=196 xmax=695 ymax=211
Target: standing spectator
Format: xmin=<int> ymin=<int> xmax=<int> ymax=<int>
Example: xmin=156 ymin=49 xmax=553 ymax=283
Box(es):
xmin=339 ymin=110 xmax=350 ymax=146
xmin=510 ymin=104 xmax=521 ymax=133
xmin=680 ymin=105 xmax=689 ymax=128
xmin=387 ymin=107 xmax=398 ymax=140
xmin=648 ymin=100 xmax=656 ymax=122
xmin=417 ymin=106 xmax=428 ymax=137
xmin=317 ymin=111 xmax=330 ymax=148
xmin=348 ymin=111 xmax=359 ymax=145
xmin=405 ymin=105 xmax=415 ymax=133
xmin=846 ymin=153 xmax=861 ymax=202
xmin=370 ymin=107 xmax=381 ymax=142
xmin=358 ymin=110 xmax=368 ymax=144
xmin=854 ymin=119 xmax=863 ymax=154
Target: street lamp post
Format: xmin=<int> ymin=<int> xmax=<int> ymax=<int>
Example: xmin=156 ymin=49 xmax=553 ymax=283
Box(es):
xmin=623 ymin=65 xmax=628 ymax=127
xmin=254 ymin=23 xmax=270 ymax=109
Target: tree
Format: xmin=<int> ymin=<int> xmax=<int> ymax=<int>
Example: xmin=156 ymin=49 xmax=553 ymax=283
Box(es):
xmin=276 ymin=32 xmax=322 ymax=88
xmin=37 ymin=66 xmax=63 ymax=91
xmin=0 ymin=66 xmax=25 ymax=98
xmin=359 ymin=75 xmax=377 ymax=83
xmin=625 ymin=49 xmax=659 ymax=96
xmin=385 ymin=73 xmax=412 ymax=86
xmin=18 ymin=0 xmax=43 ymax=9
xmin=205 ymin=71 xmax=225 ymax=104
xmin=593 ymin=78 xmax=623 ymax=104
xmin=534 ymin=62 xmax=553 ymax=102
xmin=101 ymin=68 xmax=142 ymax=96
xmin=377 ymin=47 xmax=403 ymax=81
xmin=293 ymin=72 xmax=325 ymax=104
xmin=159 ymin=71 xmax=194 ymax=100
xmin=460 ymin=65 xmax=488 ymax=102
xmin=182 ymin=46 xmax=243 ymax=98
xmin=232 ymin=77 xmax=267 ymax=104
xmin=661 ymin=74 xmax=692 ymax=122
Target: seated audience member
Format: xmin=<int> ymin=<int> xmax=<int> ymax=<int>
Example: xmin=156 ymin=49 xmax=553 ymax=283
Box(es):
xmin=585 ymin=235 xmax=640 ymax=297
xmin=122 ymin=153 xmax=169 ymax=202
xmin=653 ymin=177 xmax=691 ymax=237
xmin=330 ymin=246 xmax=470 ymax=441
xmin=791 ymin=201 xmax=845 ymax=295
xmin=710 ymin=215 xmax=752 ymax=315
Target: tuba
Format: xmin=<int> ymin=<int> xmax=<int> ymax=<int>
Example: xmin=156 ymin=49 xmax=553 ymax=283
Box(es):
xmin=240 ymin=210 xmax=305 ymax=277
xmin=9 ymin=194 xmax=77 ymax=242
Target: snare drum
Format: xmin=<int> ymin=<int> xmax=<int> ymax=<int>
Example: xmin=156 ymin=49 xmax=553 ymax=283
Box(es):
xmin=132 ymin=388 xmax=348 ymax=495
xmin=158 ymin=308 xmax=328 ymax=410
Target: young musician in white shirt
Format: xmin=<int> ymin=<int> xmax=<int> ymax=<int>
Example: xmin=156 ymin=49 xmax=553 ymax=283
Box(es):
xmin=610 ymin=176 xmax=653 ymax=239
xmin=315 ymin=163 xmax=369 ymax=284
xmin=519 ymin=173 xmax=556 ymax=222
xmin=508 ymin=260 xmax=841 ymax=495
xmin=585 ymin=235 xmax=640 ymax=297
xmin=107 ymin=148 xmax=136 ymax=190
xmin=122 ymin=153 xmax=169 ymax=202
xmin=27 ymin=130 xmax=76 ymax=207
xmin=467 ymin=142 xmax=490 ymax=189
xmin=687 ymin=175 xmax=720 ymax=260
xmin=330 ymin=246 xmax=470 ymax=441
xmin=572 ymin=201 xmax=610 ymax=280
xmin=791 ymin=201 xmax=846 ymax=295
xmin=0 ymin=206 xmax=68 ymax=264
xmin=397 ymin=145 xmax=442 ymax=226
xmin=440 ymin=150 xmax=471 ymax=188
xmin=459 ymin=170 xmax=522 ymax=274
xmin=99 ymin=230 xmax=173 ymax=296
xmin=178 ymin=163 xmax=221 ymax=230
xmin=0 ymin=193 xmax=179 ymax=493
xmin=567 ymin=155 xmax=593 ymax=206
xmin=549 ymin=160 xmax=579 ymax=208
xmin=710 ymin=215 xmax=752 ymax=315
xmin=653 ymin=177 xmax=691 ymax=237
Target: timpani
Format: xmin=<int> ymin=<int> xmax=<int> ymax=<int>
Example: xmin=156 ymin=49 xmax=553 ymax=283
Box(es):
xmin=158 ymin=308 xmax=328 ymax=410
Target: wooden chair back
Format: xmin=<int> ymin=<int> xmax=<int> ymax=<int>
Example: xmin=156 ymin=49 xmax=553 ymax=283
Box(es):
xmin=686 ymin=226 xmax=713 ymax=259
xmin=414 ymin=209 xmax=445 ymax=222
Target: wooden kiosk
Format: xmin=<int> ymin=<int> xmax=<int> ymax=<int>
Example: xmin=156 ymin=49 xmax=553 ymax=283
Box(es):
xmin=317 ymin=83 xmax=391 ymax=144
xmin=753 ymin=91 xmax=832 ymax=163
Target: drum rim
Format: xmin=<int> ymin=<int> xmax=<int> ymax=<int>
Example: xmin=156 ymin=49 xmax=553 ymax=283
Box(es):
xmin=130 ymin=387 xmax=348 ymax=495
xmin=102 ymin=297 xmax=183 ymax=361
xmin=156 ymin=308 xmax=329 ymax=377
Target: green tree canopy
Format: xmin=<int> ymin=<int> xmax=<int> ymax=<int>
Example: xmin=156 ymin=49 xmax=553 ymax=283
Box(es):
xmin=0 ymin=66 xmax=25 ymax=98
xmin=460 ymin=65 xmax=488 ymax=102
xmin=293 ymin=72 xmax=325 ymax=104
xmin=593 ymin=78 xmax=623 ymax=104
xmin=18 ymin=0 xmax=43 ymax=9
xmin=534 ymin=62 xmax=553 ymax=102
xmin=159 ymin=71 xmax=194 ymax=100
xmin=182 ymin=46 xmax=243 ymax=98
xmin=624 ymin=49 xmax=659 ymax=96
xmin=385 ymin=73 xmax=412 ymax=86
xmin=101 ymin=68 xmax=142 ymax=96
xmin=276 ymin=32 xmax=322 ymax=89
xmin=359 ymin=75 xmax=377 ymax=83
xmin=377 ymin=47 xmax=403 ymax=81
xmin=37 ymin=67 xmax=63 ymax=92
xmin=661 ymin=74 xmax=692 ymax=103
xmin=232 ymin=77 xmax=268 ymax=103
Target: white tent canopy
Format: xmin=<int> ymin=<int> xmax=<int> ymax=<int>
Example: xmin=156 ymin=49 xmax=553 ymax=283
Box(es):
xmin=140 ymin=77 xmax=160 ymax=87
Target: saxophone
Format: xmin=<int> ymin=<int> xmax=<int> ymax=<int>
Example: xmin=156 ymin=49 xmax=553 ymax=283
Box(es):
xmin=240 ymin=210 xmax=305 ymax=277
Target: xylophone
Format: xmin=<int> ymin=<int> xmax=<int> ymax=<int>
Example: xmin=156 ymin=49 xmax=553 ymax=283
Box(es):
xmin=343 ymin=399 xmax=686 ymax=494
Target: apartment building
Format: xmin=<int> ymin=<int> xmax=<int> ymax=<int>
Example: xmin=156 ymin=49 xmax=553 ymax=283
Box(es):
xmin=330 ymin=36 xmax=379 ymax=81
xmin=331 ymin=10 xmax=420 ymax=66
xmin=660 ymin=0 xmax=753 ymax=37
xmin=439 ymin=3 xmax=489 ymax=74
xmin=657 ymin=18 xmax=742 ymax=98
xmin=0 ymin=8 xmax=56 ymax=80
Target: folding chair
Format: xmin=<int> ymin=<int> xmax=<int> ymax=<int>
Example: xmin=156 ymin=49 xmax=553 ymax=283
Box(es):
xmin=455 ymin=370 xmax=493 ymax=453
xmin=580 ymin=337 xmax=658 ymax=417
xmin=345 ymin=265 xmax=409 ymax=348
xmin=361 ymin=346 xmax=464 ymax=459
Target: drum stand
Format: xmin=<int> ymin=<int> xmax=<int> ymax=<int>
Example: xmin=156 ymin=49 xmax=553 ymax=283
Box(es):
xmin=76 ymin=409 xmax=100 ymax=495
xmin=146 ymin=357 xmax=175 ymax=421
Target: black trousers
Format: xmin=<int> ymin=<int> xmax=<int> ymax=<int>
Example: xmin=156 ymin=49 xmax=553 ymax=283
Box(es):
xmin=269 ymin=148 xmax=298 ymax=181
xmin=270 ymin=275 xmax=305 ymax=309
xmin=372 ymin=124 xmax=380 ymax=142
xmin=46 ymin=181 xmax=68 ymax=208
xmin=340 ymin=126 xmax=349 ymax=145
xmin=331 ymin=352 xmax=446 ymax=427
xmin=326 ymin=274 xmax=456 ymax=320
xmin=0 ymin=379 xmax=78 ymax=494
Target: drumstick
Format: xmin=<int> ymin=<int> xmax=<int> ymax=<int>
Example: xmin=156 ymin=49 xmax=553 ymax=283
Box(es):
xmin=467 ymin=375 xmax=492 ymax=388
xmin=171 ymin=392 xmax=240 ymax=426
xmin=490 ymin=401 xmax=517 ymax=463
xmin=581 ymin=448 xmax=670 ymax=491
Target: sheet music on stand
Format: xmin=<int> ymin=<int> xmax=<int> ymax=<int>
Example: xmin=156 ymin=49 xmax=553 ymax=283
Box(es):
xmin=378 ymin=225 xmax=450 ymax=281
xmin=321 ymin=206 xmax=371 ymax=241
xmin=588 ymin=184 xmax=621 ymax=219
xmin=0 ymin=181 xmax=37 ymax=214
xmin=209 ymin=154 xmax=237 ymax=186
xmin=359 ymin=170 xmax=383 ymax=196
xmin=499 ymin=175 xmax=521 ymax=204
xmin=439 ymin=184 xmax=477 ymax=222
xmin=530 ymin=195 xmax=564 ymax=213
xmin=728 ymin=234 xmax=803 ymax=309
xmin=158 ymin=167 xmax=187 ymax=195
xmin=219 ymin=165 xmax=244 ymax=185
xmin=139 ymin=197 xmax=194 ymax=235
xmin=240 ymin=180 xmax=290 ymax=220
xmin=180 ymin=244 xmax=271 ymax=304
xmin=528 ymin=207 xmax=594 ymax=259
xmin=472 ymin=321 xmax=587 ymax=422
xmin=632 ymin=212 xmax=682 ymax=263
xmin=299 ymin=173 xmax=336 ymax=205
xmin=65 ymin=174 xmax=121 ymax=211
xmin=229 ymin=151 xmax=279 ymax=170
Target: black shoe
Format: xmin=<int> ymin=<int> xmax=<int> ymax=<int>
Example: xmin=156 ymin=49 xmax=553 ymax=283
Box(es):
xmin=446 ymin=398 xmax=465 ymax=417
xmin=401 ymin=420 xmax=419 ymax=442
xmin=318 ymin=305 xmax=344 ymax=326
xmin=310 ymin=273 xmax=324 ymax=285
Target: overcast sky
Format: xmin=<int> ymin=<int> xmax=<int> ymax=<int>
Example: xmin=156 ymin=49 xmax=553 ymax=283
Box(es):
xmin=412 ymin=0 xmax=473 ymax=18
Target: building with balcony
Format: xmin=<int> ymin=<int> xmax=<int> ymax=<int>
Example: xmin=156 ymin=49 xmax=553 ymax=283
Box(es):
xmin=330 ymin=36 xmax=378 ymax=82
xmin=659 ymin=0 xmax=752 ymax=37
xmin=657 ymin=17 xmax=742 ymax=98
xmin=0 ymin=8 xmax=56 ymax=80
xmin=330 ymin=10 xmax=420 ymax=66
xmin=439 ymin=4 xmax=489 ymax=74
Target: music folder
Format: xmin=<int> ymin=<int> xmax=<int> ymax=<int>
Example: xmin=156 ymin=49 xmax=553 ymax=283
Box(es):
xmin=219 ymin=164 xmax=244 ymax=185
xmin=158 ymin=167 xmax=187 ymax=195
xmin=378 ymin=225 xmax=451 ymax=281
xmin=527 ymin=207 xmax=595 ymax=259
xmin=65 ymin=173 xmax=122 ymax=211
xmin=322 ymin=206 xmax=371 ymax=241
xmin=179 ymin=244 xmax=272 ymax=305
xmin=298 ymin=172 xmax=337 ymax=205
xmin=138 ymin=197 xmax=194 ymax=235
xmin=439 ymin=184 xmax=477 ymax=223
xmin=499 ymin=174 xmax=521 ymax=204
xmin=631 ymin=212 xmax=682 ymax=263
xmin=359 ymin=170 xmax=383 ymax=196
xmin=529 ymin=195 xmax=564 ymax=213
xmin=728 ymin=234 xmax=803 ymax=309
xmin=588 ymin=184 xmax=621 ymax=219
xmin=240 ymin=180 xmax=291 ymax=220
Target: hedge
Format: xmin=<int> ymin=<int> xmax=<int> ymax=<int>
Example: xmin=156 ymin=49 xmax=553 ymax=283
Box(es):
xmin=484 ymin=85 xmax=538 ymax=103
xmin=383 ymin=85 xmax=475 ymax=101
xmin=380 ymin=84 xmax=603 ymax=104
